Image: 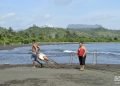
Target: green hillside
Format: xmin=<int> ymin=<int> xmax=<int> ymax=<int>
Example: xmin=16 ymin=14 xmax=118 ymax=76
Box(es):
xmin=0 ymin=25 xmax=120 ymax=45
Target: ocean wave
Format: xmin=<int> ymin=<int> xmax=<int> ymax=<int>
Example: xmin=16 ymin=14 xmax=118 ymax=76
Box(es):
xmin=95 ymin=52 xmax=120 ymax=56
xmin=63 ymin=50 xmax=76 ymax=53
xmin=63 ymin=50 xmax=120 ymax=56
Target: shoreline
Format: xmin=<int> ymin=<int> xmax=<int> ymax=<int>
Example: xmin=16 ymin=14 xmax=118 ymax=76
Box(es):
xmin=0 ymin=44 xmax=30 ymax=50
xmin=0 ymin=42 xmax=79 ymax=50
xmin=0 ymin=42 xmax=120 ymax=50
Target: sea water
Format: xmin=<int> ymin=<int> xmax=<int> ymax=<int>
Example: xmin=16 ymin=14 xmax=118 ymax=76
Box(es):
xmin=0 ymin=43 xmax=120 ymax=64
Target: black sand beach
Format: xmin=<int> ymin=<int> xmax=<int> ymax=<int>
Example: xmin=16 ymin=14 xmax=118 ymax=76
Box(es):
xmin=0 ymin=64 xmax=120 ymax=86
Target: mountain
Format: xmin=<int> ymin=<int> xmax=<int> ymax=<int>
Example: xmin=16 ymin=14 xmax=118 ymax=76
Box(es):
xmin=67 ymin=24 xmax=104 ymax=30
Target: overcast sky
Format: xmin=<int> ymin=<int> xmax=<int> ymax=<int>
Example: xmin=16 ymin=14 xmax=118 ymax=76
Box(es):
xmin=0 ymin=0 xmax=120 ymax=30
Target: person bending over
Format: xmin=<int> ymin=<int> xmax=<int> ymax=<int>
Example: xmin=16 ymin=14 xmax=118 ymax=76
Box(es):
xmin=31 ymin=40 xmax=42 ymax=68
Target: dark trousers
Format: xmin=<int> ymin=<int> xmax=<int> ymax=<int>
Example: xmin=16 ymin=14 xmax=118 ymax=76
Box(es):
xmin=78 ymin=56 xmax=86 ymax=65
xmin=31 ymin=53 xmax=43 ymax=66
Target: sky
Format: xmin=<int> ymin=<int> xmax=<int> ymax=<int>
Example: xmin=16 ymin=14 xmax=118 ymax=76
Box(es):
xmin=0 ymin=0 xmax=120 ymax=30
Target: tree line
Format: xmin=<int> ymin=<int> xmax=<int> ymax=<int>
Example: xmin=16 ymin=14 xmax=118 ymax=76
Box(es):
xmin=0 ymin=25 xmax=120 ymax=45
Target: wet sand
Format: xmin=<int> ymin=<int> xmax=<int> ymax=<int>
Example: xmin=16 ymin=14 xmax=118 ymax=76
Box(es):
xmin=0 ymin=64 xmax=120 ymax=86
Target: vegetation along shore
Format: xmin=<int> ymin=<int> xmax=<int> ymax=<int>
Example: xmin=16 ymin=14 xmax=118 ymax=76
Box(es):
xmin=0 ymin=25 xmax=120 ymax=45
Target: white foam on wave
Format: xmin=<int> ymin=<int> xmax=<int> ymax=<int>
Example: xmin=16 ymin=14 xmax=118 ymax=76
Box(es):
xmin=63 ymin=50 xmax=76 ymax=53
xmin=63 ymin=50 xmax=120 ymax=56
xmin=88 ymin=51 xmax=120 ymax=56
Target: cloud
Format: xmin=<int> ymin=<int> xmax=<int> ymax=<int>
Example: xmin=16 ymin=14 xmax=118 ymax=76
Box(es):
xmin=53 ymin=0 xmax=73 ymax=6
xmin=77 ymin=11 xmax=120 ymax=23
xmin=74 ymin=11 xmax=120 ymax=29
xmin=0 ymin=12 xmax=16 ymax=20
xmin=0 ymin=13 xmax=53 ymax=30
xmin=12 ymin=13 xmax=53 ymax=29
xmin=43 ymin=14 xmax=51 ymax=19
xmin=0 ymin=12 xmax=17 ymax=29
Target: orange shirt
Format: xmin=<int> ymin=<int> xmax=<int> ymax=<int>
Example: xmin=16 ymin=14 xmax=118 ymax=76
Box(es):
xmin=78 ymin=48 xmax=85 ymax=57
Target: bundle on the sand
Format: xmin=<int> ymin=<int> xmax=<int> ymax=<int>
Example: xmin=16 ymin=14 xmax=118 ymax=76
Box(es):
xmin=38 ymin=53 xmax=59 ymax=68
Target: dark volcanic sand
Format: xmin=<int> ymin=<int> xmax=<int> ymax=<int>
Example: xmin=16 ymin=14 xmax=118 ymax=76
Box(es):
xmin=0 ymin=64 xmax=119 ymax=86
